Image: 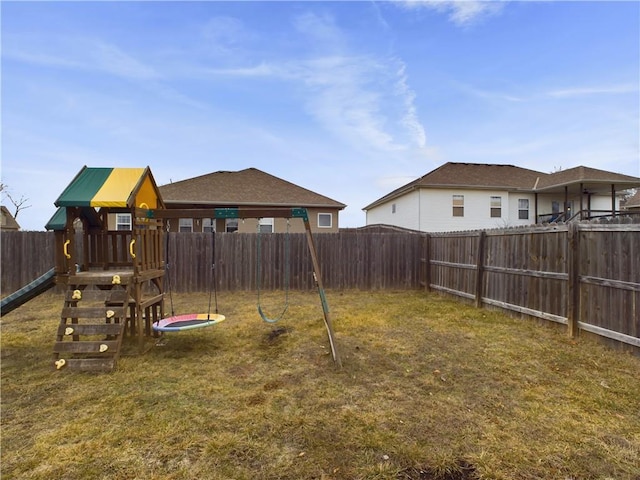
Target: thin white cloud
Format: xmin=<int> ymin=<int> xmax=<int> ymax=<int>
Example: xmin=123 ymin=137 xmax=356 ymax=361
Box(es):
xmin=200 ymin=62 xmax=278 ymax=77
xmin=395 ymin=61 xmax=427 ymax=148
xmin=289 ymin=12 xmax=428 ymax=152
xmin=3 ymin=36 xmax=160 ymax=80
xmin=451 ymin=80 xmax=525 ymax=103
xmin=93 ymin=41 xmax=159 ymax=80
xmin=4 ymin=35 xmax=210 ymax=110
xmin=195 ymin=11 xmax=429 ymax=154
xmin=546 ymin=84 xmax=639 ymax=98
xmin=397 ymin=0 xmax=507 ymax=26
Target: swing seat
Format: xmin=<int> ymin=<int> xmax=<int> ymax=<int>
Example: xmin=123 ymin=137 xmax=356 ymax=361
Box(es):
xmin=257 ymin=305 xmax=287 ymax=324
xmin=153 ymin=313 xmax=226 ymax=332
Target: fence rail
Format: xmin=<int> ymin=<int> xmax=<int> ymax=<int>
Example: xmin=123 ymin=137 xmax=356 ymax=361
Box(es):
xmin=422 ymin=220 xmax=639 ymax=351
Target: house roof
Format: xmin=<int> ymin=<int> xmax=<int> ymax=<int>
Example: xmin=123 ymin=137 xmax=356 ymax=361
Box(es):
xmin=533 ymin=165 xmax=640 ymax=193
xmin=363 ymin=162 xmax=640 ymax=210
xmin=158 ymin=168 xmax=346 ymax=209
xmin=0 ymin=206 xmax=20 ymax=230
xmin=364 ymin=163 xmax=543 ymax=210
xmin=624 ymin=190 xmax=640 ymax=209
xmin=55 ymin=166 xmax=163 ymax=209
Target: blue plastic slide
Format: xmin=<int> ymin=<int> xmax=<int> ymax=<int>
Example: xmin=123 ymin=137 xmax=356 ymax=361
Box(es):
xmin=1 ymin=268 xmax=56 ymax=317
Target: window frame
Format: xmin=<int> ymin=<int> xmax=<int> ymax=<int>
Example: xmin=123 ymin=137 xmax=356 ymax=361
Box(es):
xmin=518 ymin=199 xmax=530 ymax=220
xmin=317 ymin=213 xmax=333 ymax=228
xmin=203 ymin=218 xmax=216 ymax=233
xmin=258 ymin=217 xmax=274 ymax=233
xmin=178 ymin=218 xmax=193 ymax=233
xmin=225 ymin=218 xmax=238 ymax=233
xmin=452 ymin=195 xmax=464 ymax=217
xmin=116 ymin=213 xmax=132 ymax=231
xmin=490 ymin=196 xmax=502 ymax=218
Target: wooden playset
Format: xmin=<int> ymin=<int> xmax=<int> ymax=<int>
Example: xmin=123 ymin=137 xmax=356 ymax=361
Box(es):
xmin=44 ymin=166 xmax=340 ymax=373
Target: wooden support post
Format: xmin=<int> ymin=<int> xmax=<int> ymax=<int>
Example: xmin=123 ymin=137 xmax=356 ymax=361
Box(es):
xmin=303 ymin=217 xmax=342 ymax=368
xmin=475 ymin=231 xmax=486 ymax=308
xmin=567 ymin=222 xmax=580 ymax=338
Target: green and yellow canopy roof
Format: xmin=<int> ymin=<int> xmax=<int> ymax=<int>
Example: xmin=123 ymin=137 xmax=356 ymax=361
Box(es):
xmin=55 ymin=166 xmax=162 ymax=208
xmin=46 ymin=166 xmax=164 ymax=230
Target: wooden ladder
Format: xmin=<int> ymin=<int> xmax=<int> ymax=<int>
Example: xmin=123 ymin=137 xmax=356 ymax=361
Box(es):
xmin=53 ymin=285 xmax=131 ymax=373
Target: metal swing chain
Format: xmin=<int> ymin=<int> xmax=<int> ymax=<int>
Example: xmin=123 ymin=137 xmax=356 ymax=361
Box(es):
xmin=256 ymin=218 xmax=290 ymax=323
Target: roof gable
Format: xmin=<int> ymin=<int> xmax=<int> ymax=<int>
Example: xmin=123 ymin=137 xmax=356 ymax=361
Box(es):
xmin=159 ymin=168 xmax=345 ymax=209
xmin=55 ymin=166 xmax=163 ymax=209
xmin=1 ymin=206 xmax=20 ymax=230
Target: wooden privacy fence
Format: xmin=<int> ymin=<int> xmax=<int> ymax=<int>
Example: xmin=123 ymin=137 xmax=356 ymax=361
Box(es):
xmin=422 ymin=220 xmax=640 ymax=350
xmin=3 ymin=224 xmax=638 ymax=350
xmin=0 ymin=231 xmax=423 ymax=294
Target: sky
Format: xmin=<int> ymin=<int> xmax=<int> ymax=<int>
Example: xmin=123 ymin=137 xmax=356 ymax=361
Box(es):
xmin=1 ymin=0 xmax=639 ymax=231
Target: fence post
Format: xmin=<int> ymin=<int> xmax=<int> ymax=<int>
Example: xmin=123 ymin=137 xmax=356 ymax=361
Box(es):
xmin=475 ymin=231 xmax=486 ymax=308
xmin=566 ymin=222 xmax=580 ymax=337
xmin=423 ymin=234 xmax=431 ymax=293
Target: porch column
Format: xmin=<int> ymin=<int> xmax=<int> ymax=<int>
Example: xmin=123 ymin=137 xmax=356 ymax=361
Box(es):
xmin=611 ymin=184 xmax=616 ymax=215
xmin=579 ymin=183 xmax=584 ymax=220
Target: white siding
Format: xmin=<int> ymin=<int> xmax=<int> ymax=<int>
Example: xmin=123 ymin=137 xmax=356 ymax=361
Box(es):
xmin=418 ymin=189 xmax=516 ymax=232
xmin=366 ymin=188 xmax=626 ymax=233
xmin=366 ymin=190 xmax=420 ymax=229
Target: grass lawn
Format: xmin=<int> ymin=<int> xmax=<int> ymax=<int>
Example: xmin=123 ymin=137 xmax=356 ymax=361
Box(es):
xmin=1 ymin=290 xmax=639 ymax=480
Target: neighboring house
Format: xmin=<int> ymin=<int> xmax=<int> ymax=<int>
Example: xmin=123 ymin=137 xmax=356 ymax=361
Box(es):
xmin=0 ymin=206 xmax=20 ymax=231
xmin=363 ymin=163 xmax=640 ymax=233
xmin=622 ymin=190 xmax=640 ymax=212
xmin=158 ymin=168 xmax=346 ymax=233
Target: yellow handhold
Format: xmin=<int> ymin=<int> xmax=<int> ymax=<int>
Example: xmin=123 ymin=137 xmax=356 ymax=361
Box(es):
xmin=65 ymin=327 xmax=74 ymax=336
xmin=112 ymin=275 xmax=121 ymax=285
xmin=106 ymin=310 xmax=115 ymax=319
xmin=55 ymin=359 xmax=66 ymax=370
xmin=72 ymin=290 xmax=82 ymax=300
xmin=99 ymin=344 xmax=109 ymax=352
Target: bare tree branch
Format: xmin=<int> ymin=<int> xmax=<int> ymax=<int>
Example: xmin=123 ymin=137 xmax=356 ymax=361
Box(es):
xmin=3 ymin=186 xmax=32 ymax=219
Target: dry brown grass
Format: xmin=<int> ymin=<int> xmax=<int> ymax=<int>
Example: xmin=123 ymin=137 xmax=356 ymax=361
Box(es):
xmin=1 ymin=290 xmax=639 ymax=480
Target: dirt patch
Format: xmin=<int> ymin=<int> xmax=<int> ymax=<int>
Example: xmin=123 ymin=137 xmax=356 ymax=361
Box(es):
xmin=262 ymin=326 xmax=291 ymax=344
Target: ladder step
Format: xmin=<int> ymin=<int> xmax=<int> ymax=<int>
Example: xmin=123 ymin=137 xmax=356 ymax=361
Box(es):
xmin=56 ymin=323 xmax=124 ymax=336
xmin=61 ymin=307 xmax=127 ymax=319
xmin=57 ymin=358 xmax=116 ymax=373
xmin=53 ymin=340 xmax=120 ymax=354
xmin=64 ymin=290 xmax=128 ymax=302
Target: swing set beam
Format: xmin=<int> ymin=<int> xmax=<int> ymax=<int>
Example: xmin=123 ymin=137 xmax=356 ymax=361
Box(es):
xmin=142 ymin=206 xmax=342 ymax=368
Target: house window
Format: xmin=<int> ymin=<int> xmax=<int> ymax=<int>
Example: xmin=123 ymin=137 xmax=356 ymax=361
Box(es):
xmin=258 ymin=217 xmax=274 ymax=233
xmin=452 ymin=195 xmax=464 ymax=217
xmin=116 ymin=213 xmax=131 ymax=231
xmin=518 ymin=199 xmax=529 ymax=220
xmin=490 ymin=196 xmax=502 ymax=218
xmin=226 ymin=218 xmax=238 ymax=233
xmin=392 ymin=203 xmax=396 ymax=214
xmin=203 ymin=218 xmax=215 ymax=233
xmin=318 ymin=213 xmax=332 ymax=228
xmin=179 ymin=218 xmax=193 ymax=232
